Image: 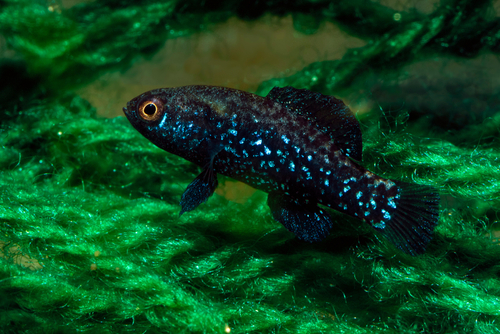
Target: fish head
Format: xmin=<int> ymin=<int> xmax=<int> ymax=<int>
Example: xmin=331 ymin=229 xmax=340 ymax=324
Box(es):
xmin=123 ymin=88 xmax=209 ymax=153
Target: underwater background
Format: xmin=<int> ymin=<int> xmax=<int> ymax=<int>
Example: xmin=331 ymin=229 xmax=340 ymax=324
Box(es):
xmin=1 ymin=0 xmax=500 ymax=333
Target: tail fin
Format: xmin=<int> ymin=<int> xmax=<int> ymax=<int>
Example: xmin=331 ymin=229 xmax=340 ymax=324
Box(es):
xmin=377 ymin=181 xmax=440 ymax=256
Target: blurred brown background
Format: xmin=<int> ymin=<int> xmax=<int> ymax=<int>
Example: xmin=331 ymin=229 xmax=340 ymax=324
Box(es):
xmin=2 ymin=0 xmax=499 ymax=125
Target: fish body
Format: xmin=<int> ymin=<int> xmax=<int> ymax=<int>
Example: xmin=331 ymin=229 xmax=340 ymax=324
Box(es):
xmin=123 ymin=85 xmax=439 ymax=255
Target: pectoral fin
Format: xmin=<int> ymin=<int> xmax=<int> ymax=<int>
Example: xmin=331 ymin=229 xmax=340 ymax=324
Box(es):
xmin=179 ymin=138 xmax=224 ymax=216
xmin=267 ymin=192 xmax=333 ymax=242
xmin=179 ymin=166 xmax=218 ymax=216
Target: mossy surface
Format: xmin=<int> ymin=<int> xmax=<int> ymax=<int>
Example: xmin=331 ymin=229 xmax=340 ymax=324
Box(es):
xmin=1 ymin=0 xmax=500 ymax=333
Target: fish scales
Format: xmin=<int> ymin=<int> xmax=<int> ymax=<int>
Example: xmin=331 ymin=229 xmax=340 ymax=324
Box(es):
xmin=124 ymin=85 xmax=440 ymax=256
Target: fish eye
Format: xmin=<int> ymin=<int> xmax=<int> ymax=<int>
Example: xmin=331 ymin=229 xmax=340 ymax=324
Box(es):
xmin=138 ymin=98 xmax=164 ymax=122
xmin=144 ymin=103 xmax=156 ymax=115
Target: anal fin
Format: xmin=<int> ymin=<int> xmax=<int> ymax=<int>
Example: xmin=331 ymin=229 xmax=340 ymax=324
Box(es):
xmin=267 ymin=192 xmax=333 ymax=242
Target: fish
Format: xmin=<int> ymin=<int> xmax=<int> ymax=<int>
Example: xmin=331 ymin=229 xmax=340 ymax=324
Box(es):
xmin=123 ymin=85 xmax=440 ymax=255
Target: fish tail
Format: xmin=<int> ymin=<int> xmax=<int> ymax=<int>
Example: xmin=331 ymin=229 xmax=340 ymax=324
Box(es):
xmin=376 ymin=181 xmax=440 ymax=256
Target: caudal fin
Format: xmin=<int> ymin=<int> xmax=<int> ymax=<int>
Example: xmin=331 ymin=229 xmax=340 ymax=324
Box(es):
xmin=377 ymin=181 xmax=440 ymax=256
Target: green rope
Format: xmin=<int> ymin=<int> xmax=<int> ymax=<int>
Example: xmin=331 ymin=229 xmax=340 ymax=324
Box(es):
xmin=1 ymin=0 xmax=500 ymax=333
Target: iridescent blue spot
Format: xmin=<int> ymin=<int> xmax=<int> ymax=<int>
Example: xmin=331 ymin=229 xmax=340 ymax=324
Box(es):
xmin=281 ymin=135 xmax=290 ymax=144
xmin=326 ymin=171 xmax=331 ymax=175
xmin=277 ymin=150 xmax=282 ymax=156
xmin=302 ymin=166 xmax=309 ymax=172
xmin=253 ymin=139 xmax=262 ymax=146
xmin=239 ymin=138 xmax=245 ymax=144
xmin=289 ymin=162 xmax=295 ymax=171
xmin=344 ymin=186 xmax=350 ymax=193
xmin=364 ymin=211 xmax=370 ymax=216
xmin=307 ymin=155 xmax=312 ymax=161
xmin=324 ymin=180 xmax=329 ymax=186
xmin=356 ymin=191 xmax=362 ymax=199
xmin=265 ymin=146 xmax=271 ymax=155
xmin=344 ymin=177 xmax=357 ymax=184
xmin=269 ymin=161 xmax=275 ymax=167
xmin=229 ymin=129 xmax=237 ymax=135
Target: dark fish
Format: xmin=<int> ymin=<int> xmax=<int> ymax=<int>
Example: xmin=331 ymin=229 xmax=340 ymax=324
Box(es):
xmin=123 ymin=85 xmax=439 ymax=255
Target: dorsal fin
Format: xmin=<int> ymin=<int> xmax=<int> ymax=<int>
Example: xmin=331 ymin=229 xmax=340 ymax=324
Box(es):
xmin=267 ymin=86 xmax=363 ymax=161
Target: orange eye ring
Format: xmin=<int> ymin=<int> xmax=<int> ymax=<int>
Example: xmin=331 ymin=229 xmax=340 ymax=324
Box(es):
xmin=138 ymin=98 xmax=164 ymax=122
